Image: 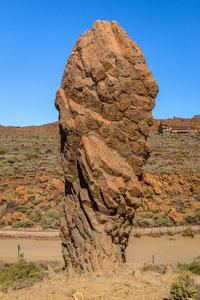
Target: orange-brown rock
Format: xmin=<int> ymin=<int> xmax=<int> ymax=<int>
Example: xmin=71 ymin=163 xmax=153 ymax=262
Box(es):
xmin=167 ymin=208 xmax=184 ymax=224
xmin=154 ymin=186 xmax=162 ymax=195
xmin=3 ymin=211 xmax=27 ymax=225
xmin=55 ymin=20 xmax=158 ymax=272
xmin=39 ymin=175 xmax=49 ymax=183
xmin=0 ymin=197 xmax=7 ymax=206
xmin=15 ymin=186 xmax=28 ymax=203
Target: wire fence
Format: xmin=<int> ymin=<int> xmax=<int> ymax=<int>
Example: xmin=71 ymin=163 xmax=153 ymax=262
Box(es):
xmin=0 ymin=230 xmax=60 ymax=239
xmin=131 ymin=224 xmax=200 ymax=235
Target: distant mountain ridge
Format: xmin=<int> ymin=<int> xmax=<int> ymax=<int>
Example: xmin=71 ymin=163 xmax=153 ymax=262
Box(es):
xmin=0 ymin=122 xmax=59 ymax=133
xmin=0 ymin=117 xmax=199 ymax=134
xmin=192 ymin=115 xmax=200 ymax=120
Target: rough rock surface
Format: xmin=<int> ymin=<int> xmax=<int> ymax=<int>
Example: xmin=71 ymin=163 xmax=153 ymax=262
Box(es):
xmin=55 ymin=20 xmax=158 ymax=272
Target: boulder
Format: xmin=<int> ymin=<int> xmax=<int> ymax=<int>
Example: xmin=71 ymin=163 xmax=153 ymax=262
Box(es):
xmin=55 ymin=20 xmax=158 ymax=272
xmin=167 ymin=208 xmax=184 ymax=224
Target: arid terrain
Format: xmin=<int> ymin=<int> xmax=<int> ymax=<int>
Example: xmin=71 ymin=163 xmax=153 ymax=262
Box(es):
xmin=0 ymin=119 xmax=200 ymax=299
xmin=0 ymin=119 xmax=199 ymax=231
xmin=0 ymin=261 xmax=178 ymax=300
xmin=1 ymin=234 xmax=200 ymax=299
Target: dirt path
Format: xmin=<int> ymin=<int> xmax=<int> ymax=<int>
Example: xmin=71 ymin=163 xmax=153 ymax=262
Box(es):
xmin=1 ymin=235 xmax=200 ymax=299
xmin=1 ymin=234 xmax=200 ymax=265
xmin=127 ymin=234 xmax=200 ymax=264
xmin=0 ymin=239 xmax=63 ymax=263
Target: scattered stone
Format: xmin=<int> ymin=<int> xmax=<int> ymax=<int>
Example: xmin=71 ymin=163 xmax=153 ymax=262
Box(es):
xmin=167 ymin=208 xmax=184 ymax=223
xmin=73 ymin=292 xmax=85 ymax=300
xmin=163 ymin=265 xmax=172 ymax=274
xmin=15 ymin=185 xmax=28 ymax=203
xmin=154 ymin=186 xmax=162 ymax=195
xmin=39 ymin=175 xmax=48 ymax=183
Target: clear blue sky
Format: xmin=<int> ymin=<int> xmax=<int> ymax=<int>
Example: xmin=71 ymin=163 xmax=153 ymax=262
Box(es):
xmin=0 ymin=0 xmax=200 ymax=126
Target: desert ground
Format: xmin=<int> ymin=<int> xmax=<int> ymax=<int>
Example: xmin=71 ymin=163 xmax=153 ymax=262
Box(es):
xmin=1 ymin=235 xmax=200 ymax=299
xmin=0 ymin=123 xmax=199 ymax=299
xmin=1 ymin=235 xmax=200 ymax=265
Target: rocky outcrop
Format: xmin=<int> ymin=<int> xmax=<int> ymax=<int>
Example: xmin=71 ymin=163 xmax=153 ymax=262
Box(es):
xmin=55 ymin=20 xmax=158 ymax=272
xmin=192 ymin=115 xmax=200 ymax=120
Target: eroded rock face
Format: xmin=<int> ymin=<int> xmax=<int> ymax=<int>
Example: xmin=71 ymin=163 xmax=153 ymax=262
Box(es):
xmin=55 ymin=20 xmax=158 ymax=272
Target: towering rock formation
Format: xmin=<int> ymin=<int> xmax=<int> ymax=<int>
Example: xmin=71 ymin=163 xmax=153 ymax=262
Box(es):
xmin=55 ymin=20 xmax=158 ymax=272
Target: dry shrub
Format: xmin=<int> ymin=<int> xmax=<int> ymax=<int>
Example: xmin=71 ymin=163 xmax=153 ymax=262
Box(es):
xmin=182 ymin=226 xmax=195 ymax=238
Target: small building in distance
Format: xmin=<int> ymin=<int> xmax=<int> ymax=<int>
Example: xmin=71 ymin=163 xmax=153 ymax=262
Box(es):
xmin=162 ymin=124 xmax=172 ymax=134
xmin=190 ymin=126 xmax=200 ymax=135
xmin=161 ymin=124 xmax=200 ymax=135
xmin=171 ymin=126 xmax=190 ymax=134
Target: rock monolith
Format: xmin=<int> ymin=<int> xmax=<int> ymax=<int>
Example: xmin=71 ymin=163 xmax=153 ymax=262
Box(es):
xmin=55 ymin=20 xmax=158 ymax=273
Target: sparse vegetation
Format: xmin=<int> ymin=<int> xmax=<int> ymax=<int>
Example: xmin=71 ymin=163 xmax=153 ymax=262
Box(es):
xmin=178 ymin=257 xmax=200 ymax=275
xmin=0 ymin=129 xmax=199 ymax=232
xmin=0 ymin=149 xmax=6 ymax=154
xmin=134 ymin=232 xmax=141 ymax=238
xmin=6 ymin=157 xmax=16 ymax=164
xmin=0 ymin=260 xmax=46 ymax=292
xmin=41 ymin=216 xmax=53 ymax=230
xmin=167 ymin=231 xmax=175 ymax=236
xmin=170 ymin=272 xmax=196 ymax=300
xmin=182 ymin=226 xmax=195 ymax=238
xmin=0 ymin=219 xmax=5 ymax=228
xmin=12 ymin=220 xmax=34 ymax=228
xmin=143 ymin=264 xmax=161 ymax=272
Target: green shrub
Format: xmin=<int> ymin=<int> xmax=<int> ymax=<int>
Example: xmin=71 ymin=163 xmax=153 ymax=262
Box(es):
xmin=17 ymin=203 xmax=34 ymax=214
xmin=0 ymin=260 xmax=46 ymax=292
xmin=167 ymin=231 xmax=175 ymax=236
xmin=29 ymin=209 xmax=42 ymax=222
xmin=154 ymin=218 xmax=174 ymax=227
xmin=148 ymin=160 xmax=156 ymax=165
xmin=153 ymin=213 xmax=174 ymax=227
xmin=184 ymin=211 xmax=200 ymax=224
xmin=0 ymin=219 xmax=5 ymax=228
xmin=141 ymin=211 xmax=154 ymax=218
xmin=170 ymin=272 xmax=196 ymax=300
xmin=0 ymin=149 xmax=6 ymax=154
xmin=41 ymin=216 xmax=53 ymax=230
xmin=178 ymin=260 xmax=200 ymax=275
xmin=7 ymin=157 xmax=15 ymax=164
xmin=134 ymin=233 xmax=141 ymax=238
xmin=12 ymin=221 xmax=26 ymax=228
xmin=133 ymin=216 xmax=151 ymax=227
xmin=160 ymin=231 xmax=166 ymax=236
xmin=143 ymin=264 xmax=161 ymax=272
xmin=25 ymin=153 xmax=40 ymax=159
xmin=45 ymin=149 xmax=52 ymax=154
xmin=46 ymin=209 xmax=60 ymax=220
xmin=12 ymin=220 xmax=34 ymax=228
xmin=177 ymin=262 xmax=190 ymax=272
xmin=2 ymin=200 xmax=18 ymax=215
xmin=154 ymin=152 xmax=162 ymax=156
xmin=28 ymin=194 xmax=36 ymax=201
xmin=24 ymin=220 xmax=34 ymax=227
xmin=182 ymin=226 xmax=195 ymax=238
xmin=189 ymin=261 xmax=200 ymax=275
xmin=147 ymin=190 xmax=155 ymax=196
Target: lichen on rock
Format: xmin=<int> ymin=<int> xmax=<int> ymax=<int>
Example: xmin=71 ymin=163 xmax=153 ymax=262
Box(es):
xmin=55 ymin=20 xmax=158 ymax=273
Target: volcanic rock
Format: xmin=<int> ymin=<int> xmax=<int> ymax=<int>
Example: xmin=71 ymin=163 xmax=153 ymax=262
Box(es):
xmin=55 ymin=20 xmax=158 ymax=272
